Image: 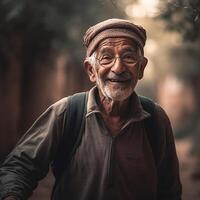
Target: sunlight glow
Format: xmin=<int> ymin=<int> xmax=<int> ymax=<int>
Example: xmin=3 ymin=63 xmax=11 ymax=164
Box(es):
xmin=125 ymin=0 xmax=159 ymax=18
xmin=145 ymin=39 xmax=158 ymax=55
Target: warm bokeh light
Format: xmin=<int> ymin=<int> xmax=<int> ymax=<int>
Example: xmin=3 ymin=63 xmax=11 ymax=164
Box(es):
xmin=125 ymin=0 xmax=159 ymax=18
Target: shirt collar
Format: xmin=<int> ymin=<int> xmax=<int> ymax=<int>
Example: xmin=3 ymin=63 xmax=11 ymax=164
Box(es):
xmin=86 ymin=86 xmax=151 ymax=122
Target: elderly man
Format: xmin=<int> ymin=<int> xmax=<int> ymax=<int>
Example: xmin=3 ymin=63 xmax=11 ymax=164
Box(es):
xmin=0 ymin=18 xmax=181 ymax=200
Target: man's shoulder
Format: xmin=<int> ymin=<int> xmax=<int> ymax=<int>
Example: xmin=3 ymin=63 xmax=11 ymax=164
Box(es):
xmin=139 ymin=96 xmax=169 ymax=119
xmin=154 ymin=102 xmax=170 ymax=124
xmin=50 ymin=91 xmax=88 ymax=117
xmin=139 ymin=95 xmax=171 ymax=128
xmin=48 ymin=96 xmax=70 ymax=117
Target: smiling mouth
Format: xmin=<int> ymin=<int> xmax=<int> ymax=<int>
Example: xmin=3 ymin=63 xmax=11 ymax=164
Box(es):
xmin=107 ymin=79 xmax=131 ymax=84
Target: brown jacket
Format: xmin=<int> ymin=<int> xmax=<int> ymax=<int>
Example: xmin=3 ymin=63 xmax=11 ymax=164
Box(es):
xmin=0 ymin=87 xmax=182 ymax=200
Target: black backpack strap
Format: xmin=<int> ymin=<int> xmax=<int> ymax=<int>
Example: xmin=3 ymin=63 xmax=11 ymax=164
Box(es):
xmin=52 ymin=92 xmax=88 ymax=180
xmin=139 ymin=95 xmax=161 ymax=167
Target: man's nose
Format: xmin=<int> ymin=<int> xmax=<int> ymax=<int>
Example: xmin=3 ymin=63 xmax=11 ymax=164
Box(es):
xmin=111 ymin=57 xmax=126 ymax=74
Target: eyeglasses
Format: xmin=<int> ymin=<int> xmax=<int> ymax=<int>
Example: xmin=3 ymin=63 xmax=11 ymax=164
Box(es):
xmin=95 ymin=52 xmax=141 ymax=68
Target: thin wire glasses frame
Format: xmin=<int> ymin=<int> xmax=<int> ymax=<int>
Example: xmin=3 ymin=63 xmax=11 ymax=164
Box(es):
xmin=94 ymin=52 xmax=142 ymax=68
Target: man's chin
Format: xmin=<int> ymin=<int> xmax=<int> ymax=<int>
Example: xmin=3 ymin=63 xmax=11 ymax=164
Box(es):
xmin=106 ymin=82 xmax=130 ymax=92
xmin=104 ymin=87 xmax=133 ymax=102
xmin=97 ymin=80 xmax=134 ymax=101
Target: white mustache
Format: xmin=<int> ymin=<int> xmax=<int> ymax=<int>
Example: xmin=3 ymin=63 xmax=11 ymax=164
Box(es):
xmin=106 ymin=72 xmax=132 ymax=81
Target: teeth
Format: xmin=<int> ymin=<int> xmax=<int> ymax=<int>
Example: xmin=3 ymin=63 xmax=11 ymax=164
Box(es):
xmin=110 ymin=79 xmax=124 ymax=82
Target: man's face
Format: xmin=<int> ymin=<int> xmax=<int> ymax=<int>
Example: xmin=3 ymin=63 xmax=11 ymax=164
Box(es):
xmin=85 ymin=37 xmax=147 ymax=101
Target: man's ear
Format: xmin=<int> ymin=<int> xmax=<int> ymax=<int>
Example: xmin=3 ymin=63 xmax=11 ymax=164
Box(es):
xmin=138 ymin=57 xmax=148 ymax=80
xmin=84 ymin=59 xmax=96 ymax=83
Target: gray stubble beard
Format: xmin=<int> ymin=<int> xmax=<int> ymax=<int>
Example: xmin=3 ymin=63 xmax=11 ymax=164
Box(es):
xmin=96 ymin=76 xmax=134 ymax=102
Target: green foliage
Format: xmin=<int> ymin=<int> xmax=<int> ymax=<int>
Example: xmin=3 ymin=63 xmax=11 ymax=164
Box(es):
xmin=0 ymin=0 xmax=125 ymax=62
xmin=158 ymin=0 xmax=200 ymax=85
xmin=159 ymin=0 xmax=200 ymax=41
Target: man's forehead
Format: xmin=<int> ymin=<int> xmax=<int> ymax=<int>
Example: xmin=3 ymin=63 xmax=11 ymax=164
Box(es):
xmin=97 ymin=37 xmax=138 ymax=50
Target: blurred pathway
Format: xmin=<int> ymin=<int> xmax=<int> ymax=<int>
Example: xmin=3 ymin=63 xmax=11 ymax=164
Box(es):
xmin=176 ymin=138 xmax=200 ymax=200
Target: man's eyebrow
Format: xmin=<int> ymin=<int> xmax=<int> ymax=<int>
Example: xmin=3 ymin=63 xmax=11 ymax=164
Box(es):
xmin=98 ymin=47 xmax=113 ymax=54
xmin=121 ymin=46 xmax=138 ymax=53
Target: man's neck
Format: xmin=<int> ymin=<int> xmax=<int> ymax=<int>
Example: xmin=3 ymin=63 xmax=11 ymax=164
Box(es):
xmin=97 ymin=90 xmax=132 ymax=135
xmin=98 ymin=90 xmax=130 ymax=118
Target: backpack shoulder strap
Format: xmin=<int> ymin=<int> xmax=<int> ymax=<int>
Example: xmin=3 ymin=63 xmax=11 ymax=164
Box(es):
xmin=139 ymin=95 xmax=155 ymax=116
xmin=139 ymin=95 xmax=160 ymax=167
xmin=52 ymin=92 xmax=88 ymax=180
xmin=66 ymin=92 xmax=88 ymax=150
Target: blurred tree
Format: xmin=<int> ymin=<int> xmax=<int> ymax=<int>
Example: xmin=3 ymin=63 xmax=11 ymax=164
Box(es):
xmin=159 ymin=0 xmax=200 ymax=41
xmin=0 ymin=0 xmax=124 ymax=64
xmin=158 ymin=0 xmax=200 ymax=99
xmin=159 ymin=1 xmax=200 ymax=180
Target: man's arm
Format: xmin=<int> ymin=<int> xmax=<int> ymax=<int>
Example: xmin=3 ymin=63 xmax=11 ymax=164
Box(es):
xmin=155 ymin=105 xmax=182 ymax=200
xmin=0 ymin=98 xmax=68 ymax=200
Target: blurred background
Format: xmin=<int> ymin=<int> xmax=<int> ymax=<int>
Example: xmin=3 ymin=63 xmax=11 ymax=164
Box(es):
xmin=0 ymin=0 xmax=200 ymax=199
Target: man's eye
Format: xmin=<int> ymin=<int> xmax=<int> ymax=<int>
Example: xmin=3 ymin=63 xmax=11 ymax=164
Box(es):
xmin=122 ymin=53 xmax=137 ymax=63
xmin=102 ymin=55 xmax=113 ymax=59
xmin=124 ymin=55 xmax=132 ymax=59
xmin=100 ymin=55 xmax=113 ymax=64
